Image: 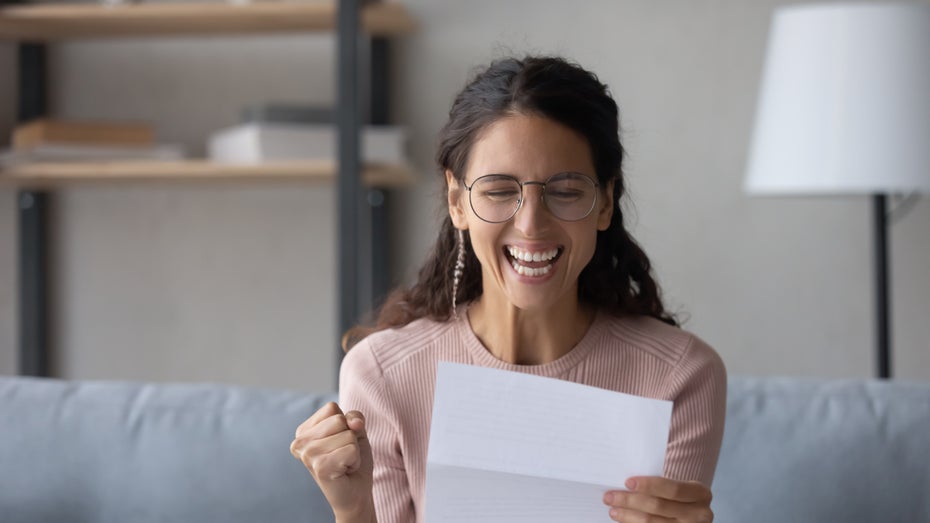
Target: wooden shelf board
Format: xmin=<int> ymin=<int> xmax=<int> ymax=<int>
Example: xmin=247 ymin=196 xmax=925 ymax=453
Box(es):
xmin=0 ymin=159 xmax=415 ymax=188
xmin=0 ymin=2 xmax=416 ymax=41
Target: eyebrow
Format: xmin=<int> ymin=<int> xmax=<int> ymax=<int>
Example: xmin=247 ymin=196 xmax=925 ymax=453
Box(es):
xmin=479 ymin=171 xmax=593 ymax=179
xmin=478 ymin=171 xmax=598 ymax=182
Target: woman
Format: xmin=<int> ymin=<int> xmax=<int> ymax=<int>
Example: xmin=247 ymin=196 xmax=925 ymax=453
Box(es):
xmin=291 ymin=56 xmax=726 ymax=523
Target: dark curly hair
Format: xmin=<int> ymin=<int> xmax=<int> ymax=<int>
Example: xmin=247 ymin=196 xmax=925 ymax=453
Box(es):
xmin=343 ymin=55 xmax=677 ymax=350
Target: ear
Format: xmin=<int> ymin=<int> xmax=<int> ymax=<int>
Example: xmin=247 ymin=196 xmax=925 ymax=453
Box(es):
xmin=446 ymin=170 xmax=469 ymax=230
xmin=596 ymin=179 xmax=615 ymax=231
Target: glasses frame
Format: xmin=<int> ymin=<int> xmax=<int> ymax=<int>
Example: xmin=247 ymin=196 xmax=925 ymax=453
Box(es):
xmin=462 ymin=172 xmax=600 ymax=224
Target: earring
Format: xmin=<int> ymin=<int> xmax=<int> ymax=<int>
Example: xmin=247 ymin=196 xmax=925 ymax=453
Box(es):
xmin=451 ymin=229 xmax=465 ymax=319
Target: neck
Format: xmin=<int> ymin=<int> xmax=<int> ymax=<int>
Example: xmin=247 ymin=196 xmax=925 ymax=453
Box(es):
xmin=467 ymin=295 xmax=595 ymax=365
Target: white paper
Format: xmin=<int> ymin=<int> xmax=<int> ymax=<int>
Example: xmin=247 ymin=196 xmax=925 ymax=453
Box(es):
xmin=425 ymin=362 xmax=673 ymax=522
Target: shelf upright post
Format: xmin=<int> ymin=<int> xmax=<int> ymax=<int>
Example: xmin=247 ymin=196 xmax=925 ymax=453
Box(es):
xmin=16 ymin=40 xmax=51 ymax=377
xmin=368 ymin=36 xmax=391 ymax=312
xmin=337 ymin=0 xmax=363 ymax=368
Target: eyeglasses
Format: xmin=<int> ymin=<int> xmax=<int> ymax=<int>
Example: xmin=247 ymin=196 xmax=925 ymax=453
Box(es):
xmin=463 ymin=172 xmax=600 ymax=223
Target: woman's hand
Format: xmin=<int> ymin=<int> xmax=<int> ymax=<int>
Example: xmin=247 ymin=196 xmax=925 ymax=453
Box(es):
xmin=603 ymin=477 xmax=713 ymax=522
xmin=290 ymin=402 xmax=375 ymax=522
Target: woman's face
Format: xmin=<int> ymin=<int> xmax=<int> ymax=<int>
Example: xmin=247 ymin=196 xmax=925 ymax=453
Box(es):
xmin=447 ymin=113 xmax=614 ymax=313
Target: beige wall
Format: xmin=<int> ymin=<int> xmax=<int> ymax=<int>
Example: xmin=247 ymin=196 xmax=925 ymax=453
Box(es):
xmin=1 ymin=0 xmax=927 ymax=388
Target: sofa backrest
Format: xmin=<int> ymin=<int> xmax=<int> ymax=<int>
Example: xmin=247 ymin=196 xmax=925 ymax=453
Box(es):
xmin=4 ymin=375 xmax=929 ymax=523
xmin=713 ymin=376 xmax=930 ymax=523
xmin=0 ymin=376 xmax=337 ymax=523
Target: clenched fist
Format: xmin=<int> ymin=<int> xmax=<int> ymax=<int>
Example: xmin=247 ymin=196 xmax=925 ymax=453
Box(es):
xmin=290 ymin=402 xmax=376 ymax=522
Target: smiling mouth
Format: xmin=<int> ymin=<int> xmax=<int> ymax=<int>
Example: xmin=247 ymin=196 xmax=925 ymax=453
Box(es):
xmin=504 ymin=246 xmax=563 ymax=277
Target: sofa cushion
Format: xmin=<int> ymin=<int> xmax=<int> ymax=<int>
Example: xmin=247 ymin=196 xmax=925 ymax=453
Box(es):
xmin=0 ymin=376 xmax=337 ymax=523
xmin=713 ymin=376 xmax=930 ymax=523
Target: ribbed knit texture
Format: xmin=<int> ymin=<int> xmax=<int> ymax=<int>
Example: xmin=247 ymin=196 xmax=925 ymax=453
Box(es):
xmin=339 ymin=311 xmax=727 ymax=523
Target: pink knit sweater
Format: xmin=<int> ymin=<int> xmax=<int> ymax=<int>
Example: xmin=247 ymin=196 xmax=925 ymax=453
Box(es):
xmin=339 ymin=311 xmax=727 ymax=523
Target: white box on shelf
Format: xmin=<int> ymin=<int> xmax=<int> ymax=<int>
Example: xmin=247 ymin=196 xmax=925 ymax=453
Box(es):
xmin=207 ymin=123 xmax=406 ymax=165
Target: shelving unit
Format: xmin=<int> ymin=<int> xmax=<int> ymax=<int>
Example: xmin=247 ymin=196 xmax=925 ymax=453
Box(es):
xmin=0 ymin=160 xmax=415 ymax=188
xmin=0 ymin=2 xmax=415 ymax=39
xmin=0 ymin=1 xmax=416 ymax=377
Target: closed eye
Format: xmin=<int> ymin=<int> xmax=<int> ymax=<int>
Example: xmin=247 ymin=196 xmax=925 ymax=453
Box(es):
xmin=481 ymin=189 xmax=521 ymax=201
xmin=547 ymin=189 xmax=584 ymax=201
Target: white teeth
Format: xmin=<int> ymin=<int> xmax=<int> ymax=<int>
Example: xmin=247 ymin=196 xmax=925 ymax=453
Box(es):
xmin=505 ymin=246 xmax=559 ymax=277
xmin=510 ymin=259 xmax=553 ymax=277
xmin=506 ymin=246 xmax=559 ymax=263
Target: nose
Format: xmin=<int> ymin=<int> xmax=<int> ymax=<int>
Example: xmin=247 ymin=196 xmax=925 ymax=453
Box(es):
xmin=513 ymin=183 xmax=550 ymax=237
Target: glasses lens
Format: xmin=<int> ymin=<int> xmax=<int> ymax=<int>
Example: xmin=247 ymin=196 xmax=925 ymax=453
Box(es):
xmin=470 ymin=175 xmax=522 ymax=222
xmin=544 ymin=173 xmax=597 ymax=221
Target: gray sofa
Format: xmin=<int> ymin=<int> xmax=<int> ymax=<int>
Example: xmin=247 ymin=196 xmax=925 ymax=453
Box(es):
xmin=1 ymin=375 xmax=928 ymax=523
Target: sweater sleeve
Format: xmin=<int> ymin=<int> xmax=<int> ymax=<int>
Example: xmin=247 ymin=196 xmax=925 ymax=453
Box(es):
xmin=662 ymin=334 xmax=727 ymax=487
xmin=339 ymin=342 xmax=416 ymax=523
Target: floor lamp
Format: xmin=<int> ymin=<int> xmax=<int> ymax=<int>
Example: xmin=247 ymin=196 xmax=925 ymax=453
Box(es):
xmin=744 ymin=3 xmax=930 ymax=379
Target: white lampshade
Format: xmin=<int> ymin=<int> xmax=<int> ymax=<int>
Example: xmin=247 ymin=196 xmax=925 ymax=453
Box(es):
xmin=745 ymin=3 xmax=930 ymax=195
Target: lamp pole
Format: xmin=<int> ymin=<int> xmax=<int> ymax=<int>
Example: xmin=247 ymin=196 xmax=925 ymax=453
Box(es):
xmin=873 ymin=194 xmax=891 ymax=379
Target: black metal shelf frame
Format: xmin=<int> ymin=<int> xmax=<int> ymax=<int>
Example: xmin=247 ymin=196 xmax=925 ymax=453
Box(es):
xmin=16 ymin=0 xmax=393 ymax=377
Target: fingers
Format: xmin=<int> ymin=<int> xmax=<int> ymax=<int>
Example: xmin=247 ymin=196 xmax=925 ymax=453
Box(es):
xmin=625 ymin=477 xmax=711 ymax=503
xmin=295 ymin=401 xmax=344 ymax=437
xmin=606 ymin=508 xmax=675 ymax=523
xmin=307 ymin=432 xmax=365 ymax=480
xmin=291 ymin=421 xmax=356 ymax=460
xmin=344 ymin=410 xmax=367 ymax=436
xmin=294 ymin=403 xmax=367 ymax=440
xmin=603 ymin=490 xmax=682 ymax=521
xmin=290 ymin=403 xmax=368 ymax=480
xmin=603 ymin=477 xmax=713 ymax=523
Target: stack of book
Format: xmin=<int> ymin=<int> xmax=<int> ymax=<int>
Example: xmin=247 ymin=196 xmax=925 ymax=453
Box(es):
xmin=0 ymin=119 xmax=184 ymax=167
